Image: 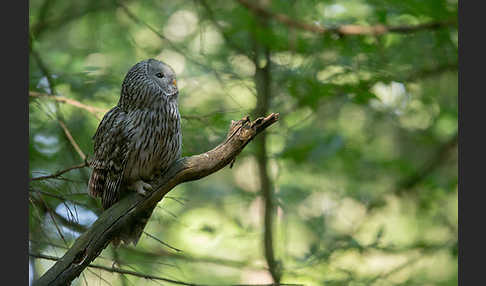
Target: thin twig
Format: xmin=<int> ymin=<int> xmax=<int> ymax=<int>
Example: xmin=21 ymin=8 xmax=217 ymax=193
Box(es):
xmin=367 ymin=254 xmax=422 ymax=283
xmin=31 ymin=49 xmax=92 ymax=167
xmin=29 ymin=91 xmax=108 ymax=116
xmin=28 ymin=188 xmax=96 ymax=214
xmin=30 ymin=91 xmax=245 ymax=122
xmin=30 ymin=239 xmax=127 ymax=265
xmin=30 ymin=161 xmax=88 ymax=182
xmin=30 ymin=252 xmax=301 ymax=286
xmin=143 ymin=231 xmax=182 ymax=252
xmin=31 ymin=50 xmax=57 ymax=95
xmin=164 ymin=196 xmax=188 ymax=206
xmin=29 ymin=193 xmax=88 ymax=234
xmin=396 ymin=132 xmax=458 ymax=194
xmin=86 ymin=267 xmax=113 ymax=286
xmin=29 ymin=197 xmax=63 ymax=258
xmin=120 ymin=247 xmax=257 ymax=270
xmin=32 ymin=192 xmax=69 ymax=246
xmin=31 ymin=1 xmax=130 ymax=39
xmin=58 ymin=120 xmax=87 ymax=161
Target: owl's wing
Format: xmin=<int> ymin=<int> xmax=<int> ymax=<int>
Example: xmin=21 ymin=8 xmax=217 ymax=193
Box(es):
xmin=89 ymin=106 xmax=129 ymax=209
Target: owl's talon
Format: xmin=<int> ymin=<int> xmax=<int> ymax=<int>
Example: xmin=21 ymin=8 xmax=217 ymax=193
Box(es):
xmin=131 ymin=180 xmax=153 ymax=196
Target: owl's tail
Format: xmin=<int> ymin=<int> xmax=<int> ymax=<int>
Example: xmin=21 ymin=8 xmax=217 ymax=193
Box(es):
xmin=111 ymin=203 xmax=157 ymax=246
xmin=89 ymin=169 xmax=154 ymax=246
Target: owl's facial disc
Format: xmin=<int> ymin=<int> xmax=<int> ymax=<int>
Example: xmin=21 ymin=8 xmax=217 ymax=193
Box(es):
xmin=147 ymin=59 xmax=178 ymax=97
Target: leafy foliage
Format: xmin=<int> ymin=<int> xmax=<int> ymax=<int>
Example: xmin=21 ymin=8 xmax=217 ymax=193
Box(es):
xmin=29 ymin=0 xmax=457 ymax=285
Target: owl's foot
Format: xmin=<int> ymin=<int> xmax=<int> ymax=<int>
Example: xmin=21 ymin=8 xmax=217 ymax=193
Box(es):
xmin=130 ymin=180 xmax=153 ymax=196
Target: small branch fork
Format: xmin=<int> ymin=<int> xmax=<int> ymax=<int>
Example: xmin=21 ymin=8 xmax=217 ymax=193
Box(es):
xmin=34 ymin=113 xmax=280 ymax=286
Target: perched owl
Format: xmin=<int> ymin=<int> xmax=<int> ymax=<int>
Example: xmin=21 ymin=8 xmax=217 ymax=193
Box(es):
xmin=88 ymin=59 xmax=182 ymax=245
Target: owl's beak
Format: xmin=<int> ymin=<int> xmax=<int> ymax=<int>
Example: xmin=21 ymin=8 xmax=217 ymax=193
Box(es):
xmin=172 ymin=79 xmax=177 ymax=86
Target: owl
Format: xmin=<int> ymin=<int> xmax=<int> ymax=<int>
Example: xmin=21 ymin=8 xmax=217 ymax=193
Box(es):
xmin=88 ymin=59 xmax=182 ymax=245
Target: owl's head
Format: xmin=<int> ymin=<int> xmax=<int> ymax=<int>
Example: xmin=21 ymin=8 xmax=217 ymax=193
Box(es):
xmin=119 ymin=59 xmax=178 ymax=109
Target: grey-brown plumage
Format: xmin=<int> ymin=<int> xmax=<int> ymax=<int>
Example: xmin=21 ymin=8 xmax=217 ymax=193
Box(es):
xmin=88 ymin=59 xmax=181 ymax=245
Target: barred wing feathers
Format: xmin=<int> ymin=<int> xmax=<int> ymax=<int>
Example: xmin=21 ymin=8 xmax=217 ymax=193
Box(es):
xmin=88 ymin=106 xmax=129 ymax=210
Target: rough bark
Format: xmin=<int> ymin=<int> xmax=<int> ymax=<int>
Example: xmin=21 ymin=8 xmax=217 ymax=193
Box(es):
xmin=34 ymin=113 xmax=279 ymax=286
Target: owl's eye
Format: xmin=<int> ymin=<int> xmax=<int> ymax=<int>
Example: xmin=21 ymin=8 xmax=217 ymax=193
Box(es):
xmin=155 ymin=72 xmax=165 ymax=78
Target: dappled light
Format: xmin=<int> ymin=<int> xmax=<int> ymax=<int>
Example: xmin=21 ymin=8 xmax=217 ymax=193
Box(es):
xmin=29 ymin=0 xmax=457 ymax=285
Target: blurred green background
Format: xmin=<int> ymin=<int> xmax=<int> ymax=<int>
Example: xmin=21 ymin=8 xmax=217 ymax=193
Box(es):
xmin=28 ymin=0 xmax=458 ymax=285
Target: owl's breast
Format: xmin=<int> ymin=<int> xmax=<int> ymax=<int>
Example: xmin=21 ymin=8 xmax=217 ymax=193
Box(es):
xmin=124 ymin=107 xmax=181 ymax=182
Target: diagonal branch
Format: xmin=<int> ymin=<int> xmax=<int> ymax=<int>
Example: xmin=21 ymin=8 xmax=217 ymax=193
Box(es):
xmin=236 ymin=0 xmax=456 ymax=36
xmin=396 ymin=132 xmax=458 ymax=194
xmin=142 ymin=231 xmax=182 ymax=252
xmin=32 ymin=191 xmax=69 ymax=246
xmin=30 ymin=50 xmax=57 ymax=95
xmin=34 ymin=113 xmax=280 ymax=286
xmin=58 ymin=120 xmax=87 ymax=161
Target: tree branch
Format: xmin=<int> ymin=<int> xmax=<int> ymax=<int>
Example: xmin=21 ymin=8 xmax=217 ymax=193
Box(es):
xmin=34 ymin=113 xmax=280 ymax=286
xmin=29 ymin=91 xmax=108 ymax=117
xmin=252 ymin=44 xmax=280 ymax=283
xmin=31 ymin=1 xmax=131 ymax=39
xmin=31 ymin=252 xmax=301 ymax=286
xmin=30 ymin=253 xmax=211 ymax=285
xmin=30 ymin=91 xmax=239 ymax=122
xmin=29 ymin=193 xmax=89 ymax=234
xmin=58 ymin=120 xmax=87 ymax=161
xmin=30 ymin=161 xmax=88 ymax=182
xmin=396 ymin=132 xmax=458 ymax=194
xmin=142 ymin=231 xmax=182 ymax=252
xmin=30 ymin=49 xmax=57 ymax=95
xmin=236 ymin=0 xmax=456 ymax=36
